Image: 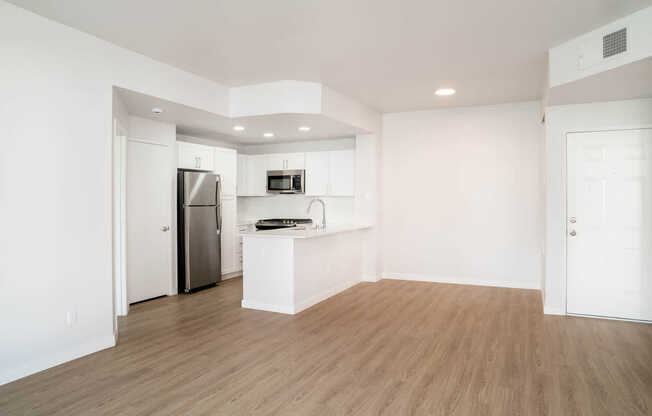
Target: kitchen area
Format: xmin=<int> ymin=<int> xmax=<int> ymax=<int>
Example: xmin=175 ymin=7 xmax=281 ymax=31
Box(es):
xmin=175 ymin=137 xmax=370 ymax=313
xmin=112 ymin=85 xmax=378 ymax=317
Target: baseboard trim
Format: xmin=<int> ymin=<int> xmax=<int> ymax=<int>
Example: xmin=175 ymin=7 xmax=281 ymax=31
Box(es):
xmin=242 ymin=278 xmax=360 ymax=315
xmin=294 ymin=279 xmax=360 ymax=314
xmin=382 ymin=273 xmax=540 ymax=290
xmin=221 ymin=271 xmax=242 ymax=281
xmin=360 ymin=274 xmax=380 ymax=283
xmin=241 ymin=299 xmax=294 ymax=315
xmin=544 ymin=306 xmax=566 ymax=315
xmin=0 ymin=334 xmax=116 ymax=386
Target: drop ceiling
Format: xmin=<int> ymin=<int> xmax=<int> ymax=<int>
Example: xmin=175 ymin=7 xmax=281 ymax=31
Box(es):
xmin=116 ymin=87 xmax=366 ymax=144
xmin=10 ymin=0 xmax=652 ymax=112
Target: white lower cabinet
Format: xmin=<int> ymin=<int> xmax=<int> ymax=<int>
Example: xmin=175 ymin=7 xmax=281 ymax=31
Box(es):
xmin=236 ymin=224 xmax=250 ymax=272
xmin=220 ymin=197 xmax=237 ymax=275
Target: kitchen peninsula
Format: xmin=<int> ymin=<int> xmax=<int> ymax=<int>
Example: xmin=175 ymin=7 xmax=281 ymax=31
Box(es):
xmin=240 ymin=224 xmax=371 ymax=314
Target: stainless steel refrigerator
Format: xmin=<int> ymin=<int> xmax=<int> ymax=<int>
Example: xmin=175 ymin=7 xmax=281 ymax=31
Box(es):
xmin=177 ymin=170 xmax=221 ymax=293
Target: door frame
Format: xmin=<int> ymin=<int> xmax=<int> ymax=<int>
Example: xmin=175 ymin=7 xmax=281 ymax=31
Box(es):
xmin=113 ymin=118 xmax=128 ymax=318
xmin=564 ymin=126 xmax=652 ymax=320
xmin=113 ymin=130 xmax=176 ymax=320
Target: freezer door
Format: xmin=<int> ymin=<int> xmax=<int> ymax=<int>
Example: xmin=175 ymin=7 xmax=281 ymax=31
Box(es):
xmin=184 ymin=205 xmax=221 ymax=290
xmin=183 ymin=171 xmax=218 ymax=206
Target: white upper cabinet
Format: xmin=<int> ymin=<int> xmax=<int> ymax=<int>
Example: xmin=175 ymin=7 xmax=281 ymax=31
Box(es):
xmin=328 ymin=150 xmax=355 ymax=196
xmin=304 ymin=150 xmax=355 ymax=196
xmin=267 ymin=153 xmax=305 ymax=170
xmin=236 ymin=149 xmax=354 ymax=197
xmin=213 ymin=147 xmax=237 ymax=196
xmin=305 ymin=152 xmax=329 ymax=196
xmin=246 ymin=154 xmax=268 ymax=196
xmin=284 ymin=153 xmax=305 ymax=170
xmin=177 ymin=141 xmax=214 ymax=171
xmin=236 ymin=154 xmax=248 ymax=196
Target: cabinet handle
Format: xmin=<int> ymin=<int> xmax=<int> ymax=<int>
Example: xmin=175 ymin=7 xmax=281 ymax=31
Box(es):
xmin=195 ymin=157 xmax=201 ymax=168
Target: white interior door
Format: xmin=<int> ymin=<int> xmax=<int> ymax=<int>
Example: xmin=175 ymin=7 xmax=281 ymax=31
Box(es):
xmin=567 ymin=129 xmax=652 ymax=321
xmin=127 ymin=139 xmax=172 ymax=304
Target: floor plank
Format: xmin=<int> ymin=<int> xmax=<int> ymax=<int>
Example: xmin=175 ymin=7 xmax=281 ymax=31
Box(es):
xmin=1 ymin=278 xmax=651 ymax=415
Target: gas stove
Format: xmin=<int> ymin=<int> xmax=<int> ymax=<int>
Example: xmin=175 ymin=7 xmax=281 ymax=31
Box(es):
xmin=255 ymin=218 xmax=313 ymax=230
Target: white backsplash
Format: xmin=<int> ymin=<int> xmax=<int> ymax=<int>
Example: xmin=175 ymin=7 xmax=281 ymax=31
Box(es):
xmin=238 ymin=195 xmax=355 ymax=225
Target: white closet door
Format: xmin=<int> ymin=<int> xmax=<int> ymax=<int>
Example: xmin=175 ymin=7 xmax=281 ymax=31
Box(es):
xmin=567 ymin=129 xmax=652 ymax=321
xmin=127 ymin=140 xmax=171 ymax=304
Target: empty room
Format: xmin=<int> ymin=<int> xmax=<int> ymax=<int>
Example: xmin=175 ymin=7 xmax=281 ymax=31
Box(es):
xmin=1 ymin=1 xmax=652 ymax=415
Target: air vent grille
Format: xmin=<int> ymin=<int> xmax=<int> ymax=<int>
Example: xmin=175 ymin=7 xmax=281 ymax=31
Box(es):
xmin=603 ymin=28 xmax=627 ymax=58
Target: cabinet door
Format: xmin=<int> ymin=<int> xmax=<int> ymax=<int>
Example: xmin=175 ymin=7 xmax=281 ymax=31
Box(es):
xmin=213 ymin=148 xmax=237 ymax=196
xmin=285 ymin=153 xmax=305 ymax=170
xmin=246 ymin=154 xmax=268 ymax=196
xmin=266 ymin=154 xmax=285 ymax=170
xmin=305 ymin=152 xmax=329 ymax=196
xmin=178 ymin=142 xmax=196 ymax=169
xmin=177 ymin=142 xmax=214 ymax=170
xmin=195 ymin=146 xmax=214 ymax=170
xmin=236 ymin=154 xmax=248 ymax=196
xmin=328 ymin=150 xmax=355 ymax=196
xmin=219 ymin=197 xmax=237 ymax=274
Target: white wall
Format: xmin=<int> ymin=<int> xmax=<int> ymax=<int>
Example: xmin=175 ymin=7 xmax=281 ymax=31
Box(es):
xmin=381 ymin=101 xmax=544 ymax=289
xmin=0 ymin=1 xmax=227 ymax=385
xmin=543 ymin=98 xmax=652 ymax=314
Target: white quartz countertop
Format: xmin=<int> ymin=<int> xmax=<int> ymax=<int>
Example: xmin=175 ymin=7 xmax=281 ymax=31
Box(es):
xmin=240 ymin=224 xmax=371 ymax=239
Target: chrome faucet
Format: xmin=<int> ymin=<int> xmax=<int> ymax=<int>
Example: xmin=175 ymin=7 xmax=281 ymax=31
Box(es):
xmin=307 ymin=198 xmax=326 ymax=229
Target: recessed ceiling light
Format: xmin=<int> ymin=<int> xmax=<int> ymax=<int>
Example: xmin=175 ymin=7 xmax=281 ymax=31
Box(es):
xmin=434 ymin=88 xmax=456 ymax=96
xmin=298 ymin=126 xmax=311 ymax=132
xmin=233 ymin=125 xmax=245 ymax=131
xmin=151 ymin=108 xmax=163 ymax=114
xmin=263 ymin=132 xmax=274 ymax=138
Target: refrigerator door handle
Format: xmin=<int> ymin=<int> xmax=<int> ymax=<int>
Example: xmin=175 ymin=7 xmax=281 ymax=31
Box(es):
xmin=216 ymin=204 xmax=222 ymax=235
xmin=215 ymin=177 xmax=222 ymax=234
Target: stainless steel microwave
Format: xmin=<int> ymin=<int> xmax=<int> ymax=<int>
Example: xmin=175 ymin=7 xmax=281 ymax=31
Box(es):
xmin=266 ymin=169 xmax=305 ymax=194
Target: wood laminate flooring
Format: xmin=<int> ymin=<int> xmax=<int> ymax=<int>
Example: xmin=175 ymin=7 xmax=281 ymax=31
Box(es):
xmin=1 ymin=278 xmax=651 ymax=415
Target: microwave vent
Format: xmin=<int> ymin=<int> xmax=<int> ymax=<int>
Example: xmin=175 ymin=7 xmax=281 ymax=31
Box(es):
xmin=603 ymin=28 xmax=627 ymax=58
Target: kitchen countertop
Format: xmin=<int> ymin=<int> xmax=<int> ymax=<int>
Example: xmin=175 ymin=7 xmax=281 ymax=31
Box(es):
xmin=239 ymin=224 xmax=371 ymax=239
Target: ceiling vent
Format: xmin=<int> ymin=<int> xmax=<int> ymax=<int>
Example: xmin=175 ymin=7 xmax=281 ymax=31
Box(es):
xmin=603 ymin=28 xmax=627 ymax=58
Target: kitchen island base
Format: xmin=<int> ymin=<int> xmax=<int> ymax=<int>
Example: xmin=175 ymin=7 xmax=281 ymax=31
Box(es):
xmin=241 ymin=226 xmax=370 ymax=314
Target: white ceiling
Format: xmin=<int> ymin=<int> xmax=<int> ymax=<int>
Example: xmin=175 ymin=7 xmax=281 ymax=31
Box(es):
xmin=11 ymin=0 xmax=652 ymax=112
xmin=116 ymin=87 xmax=366 ymax=144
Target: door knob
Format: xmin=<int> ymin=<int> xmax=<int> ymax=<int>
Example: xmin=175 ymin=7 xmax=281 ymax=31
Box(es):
xmin=569 ymin=230 xmax=576 ymax=236
xmin=161 ymin=225 xmax=170 ymax=232
xmin=569 ymin=217 xmax=576 ymax=224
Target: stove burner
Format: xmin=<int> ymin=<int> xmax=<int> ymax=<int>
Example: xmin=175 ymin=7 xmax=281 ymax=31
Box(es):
xmin=255 ymin=218 xmax=313 ymax=230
